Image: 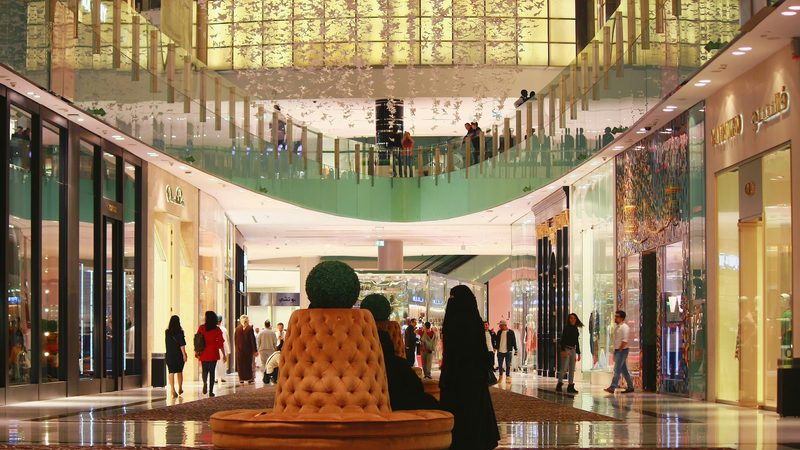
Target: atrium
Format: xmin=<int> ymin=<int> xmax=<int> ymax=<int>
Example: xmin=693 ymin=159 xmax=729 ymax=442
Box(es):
xmin=1 ymin=0 xmax=800 ymax=449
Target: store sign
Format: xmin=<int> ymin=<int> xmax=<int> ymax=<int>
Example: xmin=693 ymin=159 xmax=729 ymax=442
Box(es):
xmin=751 ymin=86 xmax=790 ymax=132
xmin=711 ymin=114 xmax=743 ymax=146
xmin=165 ymin=185 xmax=185 ymax=206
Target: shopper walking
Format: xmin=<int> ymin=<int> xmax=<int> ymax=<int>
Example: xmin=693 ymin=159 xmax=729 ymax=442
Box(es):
xmin=257 ymin=321 xmax=279 ymax=384
xmin=401 ymin=131 xmax=414 ymax=177
xmin=196 ymin=310 xmax=227 ymax=397
xmin=556 ymin=313 xmax=583 ymax=393
xmin=215 ymin=315 xmax=230 ymax=383
xmin=605 ymin=310 xmax=635 ymax=394
xmin=484 ymin=321 xmax=497 ymax=370
xmin=420 ymin=321 xmax=437 ymax=379
xmin=276 ymin=322 xmax=286 ymax=351
xmin=496 ymin=319 xmax=517 ymax=383
xmin=165 ymin=315 xmax=187 ymax=398
xmin=234 ymin=315 xmax=258 ymax=384
xmin=404 ymin=318 xmax=418 ymax=367
xmin=440 ymin=285 xmax=500 ymax=450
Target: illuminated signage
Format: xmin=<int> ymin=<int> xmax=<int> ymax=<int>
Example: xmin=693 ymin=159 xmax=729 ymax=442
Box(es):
xmin=711 ymin=114 xmax=743 ymax=146
xmin=165 ymin=185 xmax=185 ymax=207
xmin=752 ymin=86 xmax=790 ymax=132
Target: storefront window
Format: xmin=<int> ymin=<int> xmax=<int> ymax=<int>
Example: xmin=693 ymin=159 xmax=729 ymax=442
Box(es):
xmin=123 ymin=162 xmax=139 ymax=375
xmin=622 ymin=255 xmax=641 ymax=383
xmin=79 ymin=141 xmax=96 ymax=379
xmin=571 ymin=160 xmax=615 ymax=372
xmin=8 ymin=105 xmax=33 ymax=385
xmin=41 ymin=121 xmax=63 ymax=382
xmin=715 ymin=146 xmax=792 ymax=407
xmin=103 ymin=152 xmax=119 ymax=201
xmin=716 ymin=169 xmax=740 ymax=403
xmin=762 ymin=148 xmax=792 ymax=407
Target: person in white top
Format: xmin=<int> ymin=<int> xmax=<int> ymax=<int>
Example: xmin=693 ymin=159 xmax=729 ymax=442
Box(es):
xmin=484 ymin=321 xmax=497 ymax=371
xmin=496 ymin=320 xmax=517 ymax=383
xmin=257 ymin=321 xmax=279 ymax=384
xmin=605 ymin=310 xmax=634 ymax=394
xmin=264 ymin=350 xmax=281 ymax=384
xmin=215 ymin=315 xmax=230 ymax=383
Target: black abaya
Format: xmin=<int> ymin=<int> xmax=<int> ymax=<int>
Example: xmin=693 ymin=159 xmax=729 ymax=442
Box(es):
xmin=440 ymin=286 xmax=499 ymax=450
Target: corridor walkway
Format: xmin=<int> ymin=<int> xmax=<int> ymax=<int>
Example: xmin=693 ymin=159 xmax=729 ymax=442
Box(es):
xmin=0 ymin=373 xmax=798 ymax=449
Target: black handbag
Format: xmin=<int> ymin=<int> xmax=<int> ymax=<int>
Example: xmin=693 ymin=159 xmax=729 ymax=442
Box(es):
xmin=487 ymin=368 xmax=498 ymax=386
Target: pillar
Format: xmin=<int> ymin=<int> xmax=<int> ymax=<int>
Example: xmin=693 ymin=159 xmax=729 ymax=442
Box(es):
xmin=299 ymin=257 xmax=321 ymax=309
xmin=378 ymin=240 xmax=404 ymax=271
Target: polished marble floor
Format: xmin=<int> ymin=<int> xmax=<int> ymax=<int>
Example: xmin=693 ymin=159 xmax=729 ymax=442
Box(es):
xmin=1 ymin=371 xmax=799 ymax=449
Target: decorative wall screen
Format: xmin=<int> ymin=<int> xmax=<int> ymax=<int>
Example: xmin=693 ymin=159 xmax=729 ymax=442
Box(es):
xmin=206 ymin=0 xmax=577 ymax=69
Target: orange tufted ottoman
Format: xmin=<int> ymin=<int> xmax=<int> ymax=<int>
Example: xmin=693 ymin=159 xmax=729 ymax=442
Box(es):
xmin=210 ymin=309 xmax=453 ymax=450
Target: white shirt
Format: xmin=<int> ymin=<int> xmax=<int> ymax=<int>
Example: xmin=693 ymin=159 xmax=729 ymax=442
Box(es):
xmin=498 ymin=331 xmax=508 ymax=353
xmin=614 ymin=322 xmax=630 ymax=350
xmin=265 ymin=351 xmax=280 ymax=374
xmin=485 ymin=331 xmax=494 ymax=352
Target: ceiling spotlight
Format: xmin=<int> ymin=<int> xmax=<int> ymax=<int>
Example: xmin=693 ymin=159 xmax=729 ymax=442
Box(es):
xmin=614 ymin=145 xmax=624 ymax=150
xmin=147 ymin=152 xmax=159 ymax=157
xmin=737 ymin=47 xmax=752 ymax=51
xmin=699 ymin=80 xmax=711 ymax=83
xmin=732 ymin=51 xmax=746 ymax=55
xmin=789 ymin=5 xmax=800 ymax=10
xmin=694 ymin=82 xmax=708 ymax=86
xmin=781 ymin=10 xmax=797 ymax=15
xmin=662 ymin=108 xmax=675 ymax=112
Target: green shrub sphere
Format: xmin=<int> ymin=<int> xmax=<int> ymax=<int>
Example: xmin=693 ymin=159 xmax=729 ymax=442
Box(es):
xmin=305 ymin=261 xmax=361 ymax=309
xmin=360 ymin=294 xmax=392 ymax=321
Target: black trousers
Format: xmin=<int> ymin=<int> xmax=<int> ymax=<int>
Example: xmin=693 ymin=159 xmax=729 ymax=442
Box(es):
xmin=406 ymin=348 xmax=416 ymax=367
xmin=202 ymin=360 xmax=217 ymax=393
xmin=487 ymin=351 xmax=495 ymax=369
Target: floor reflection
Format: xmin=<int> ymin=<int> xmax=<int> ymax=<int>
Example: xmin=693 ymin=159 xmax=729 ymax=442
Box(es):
xmin=0 ymin=372 xmax=799 ymax=448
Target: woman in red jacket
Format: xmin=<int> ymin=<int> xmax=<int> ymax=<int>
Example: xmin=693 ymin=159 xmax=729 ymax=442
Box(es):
xmin=400 ymin=131 xmax=414 ymax=178
xmin=196 ymin=310 xmax=227 ymax=397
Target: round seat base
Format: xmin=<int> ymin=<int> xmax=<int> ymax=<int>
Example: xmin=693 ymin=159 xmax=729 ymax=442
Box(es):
xmin=210 ymin=409 xmax=453 ymax=450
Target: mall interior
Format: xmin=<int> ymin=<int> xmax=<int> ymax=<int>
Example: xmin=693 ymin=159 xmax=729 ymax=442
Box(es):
xmin=0 ymin=0 xmax=800 ymax=448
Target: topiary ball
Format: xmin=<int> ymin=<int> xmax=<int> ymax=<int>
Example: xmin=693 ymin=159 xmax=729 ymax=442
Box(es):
xmin=360 ymin=294 xmax=392 ymax=321
xmin=305 ymin=261 xmax=361 ymax=309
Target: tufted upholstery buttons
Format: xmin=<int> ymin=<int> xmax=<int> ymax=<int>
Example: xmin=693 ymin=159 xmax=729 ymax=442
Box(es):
xmin=274 ymin=309 xmax=391 ymax=415
xmin=375 ymin=320 xmax=406 ymax=358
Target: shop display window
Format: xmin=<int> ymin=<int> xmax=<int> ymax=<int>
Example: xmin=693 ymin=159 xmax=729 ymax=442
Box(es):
xmin=7 ymin=105 xmax=33 ymax=386
xmin=570 ymin=160 xmax=615 ymax=373
xmin=41 ymin=121 xmax=64 ymax=383
xmin=715 ymin=146 xmax=792 ymax=408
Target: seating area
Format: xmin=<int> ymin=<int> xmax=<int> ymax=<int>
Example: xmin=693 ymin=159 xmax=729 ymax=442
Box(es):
xmin=210 ymin=262 xmax=453 ymax=449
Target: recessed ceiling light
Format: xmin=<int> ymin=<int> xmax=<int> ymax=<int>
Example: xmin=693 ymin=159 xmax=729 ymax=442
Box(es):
xmin=699 ymin=80 xmax=711 ymax=83
xmin=737 ymin=47 xmax=752 ymax=51
xmin=790 ymin=6 xmax=800 ymax=10
xmin=665 ymin=105 xmax=677 ymax=109
xmin=732 ymin=51 xmax=746 ymax=55
xmin=694 ymin=82 xmax=707 ymax=86
xmin=26 ymin=91 xmax=34 ymax=95
xmin=662 ymin=108 xmax=675 ymax=112
xmin=781 ymin=10 xmax=797 ymax=15
xmin=147 ymin=152 xmax=158 ymax=157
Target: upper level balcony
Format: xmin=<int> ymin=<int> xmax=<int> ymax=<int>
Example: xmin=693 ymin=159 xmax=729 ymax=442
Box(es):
xmin=0 ymin=0 xmax=741 ymax=221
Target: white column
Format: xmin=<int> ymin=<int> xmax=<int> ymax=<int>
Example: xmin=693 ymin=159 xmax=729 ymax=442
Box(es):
xmin=378 ymin=240 xmax=404 ymax=271
xmin=299 ymin=257 xmax=321 ymax=309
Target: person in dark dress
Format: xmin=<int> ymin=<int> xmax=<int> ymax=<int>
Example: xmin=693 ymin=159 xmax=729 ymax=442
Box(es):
xmin=165 ymin=315 xmax=187 ymax=398
xmin=234 ymin=315 xmax=258 ymax=384
xmin=378 ymin=330 xmax=441 ymax=411
xmin=440 ymin=285 xmax=500 ymax=450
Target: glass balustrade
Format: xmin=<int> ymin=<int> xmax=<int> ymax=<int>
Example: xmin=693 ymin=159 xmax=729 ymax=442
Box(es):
xmin=0 ymin=0 xmax=740 ymax=221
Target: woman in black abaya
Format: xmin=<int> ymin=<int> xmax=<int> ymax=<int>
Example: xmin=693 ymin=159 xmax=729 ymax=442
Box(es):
xmin=440 ymin=285 xmax=500 ymax=450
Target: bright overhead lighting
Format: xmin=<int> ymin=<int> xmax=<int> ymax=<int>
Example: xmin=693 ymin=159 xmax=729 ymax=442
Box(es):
xmin=662 ymin=108 xmax=674 ymax=112
xmin=694 ymin=82 xmax=708 ymax=86
xmin=790 ymin=6 xmax=800 ymax=10
xmin=732 ymin=51 xmax=746 ymax=55
xmin=26 ymin=91 xmax=35 ymax=95
xmin=781 ymin=10 xmax=797 ymax=15
xmin=737 ymin=47 xmax=752 ymax=51
xmin=178 ymin=165 xmax=188 ymax=170
xmin=147 ymin=152 xmax=158 ymax=157
xmin=699 ymin=80 xmax=711 ymax=83
xmin=614 ymin=145 xmax=624 ymax=150
xmin=111 ymin=135 xmax=124 ymax=141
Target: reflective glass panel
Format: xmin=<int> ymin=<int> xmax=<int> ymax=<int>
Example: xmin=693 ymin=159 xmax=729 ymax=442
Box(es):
xmin=41 ymin=121 xmax=63 ymax=382
xmin=79 ymin=141 xmax=96 ymax=379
